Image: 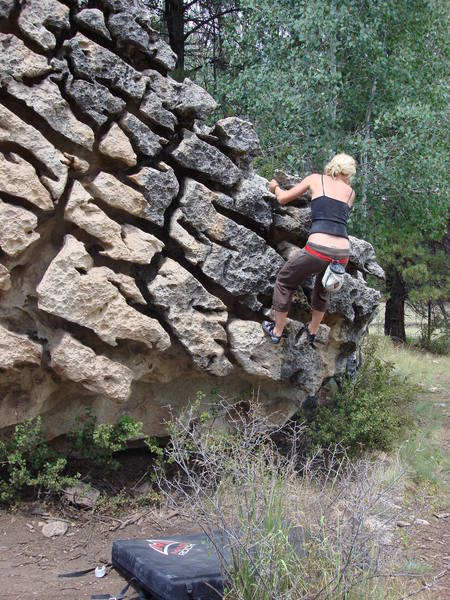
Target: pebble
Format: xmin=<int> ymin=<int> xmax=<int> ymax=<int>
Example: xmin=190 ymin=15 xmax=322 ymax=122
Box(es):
xmin=415 ymin=519 xmax=430 ymax=526
xmin=41 ymin=521 xmax=69 ymax=538
xmin=396 ymin=520 xmax=411 ymax=528
xmin=433 ymin=512 xmax=449 ymax=519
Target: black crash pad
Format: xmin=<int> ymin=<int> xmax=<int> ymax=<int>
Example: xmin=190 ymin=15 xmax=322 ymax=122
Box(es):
xmin=112 ymin=531 xmax=231 ymax=599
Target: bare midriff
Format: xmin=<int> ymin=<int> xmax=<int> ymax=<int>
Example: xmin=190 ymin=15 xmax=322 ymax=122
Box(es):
xmin=308 ymin=232 xmax=350 ymax=250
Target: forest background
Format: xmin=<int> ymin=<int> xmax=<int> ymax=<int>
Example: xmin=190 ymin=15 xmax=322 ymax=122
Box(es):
xmin=144 ymin=0 xmax=449 ymax=348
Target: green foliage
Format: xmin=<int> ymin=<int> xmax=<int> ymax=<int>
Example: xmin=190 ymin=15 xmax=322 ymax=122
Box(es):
xmin=306 ymin=337 xmax=416 ymax=457
xmin=0 ymin=417 xmax=76 ymax=503
xmin=69 ymin=410 xmax=153 ymax=471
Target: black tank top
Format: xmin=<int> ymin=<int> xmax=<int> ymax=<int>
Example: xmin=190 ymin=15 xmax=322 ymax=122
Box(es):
xmin=309 ymin=174 xmax=353 ymax=239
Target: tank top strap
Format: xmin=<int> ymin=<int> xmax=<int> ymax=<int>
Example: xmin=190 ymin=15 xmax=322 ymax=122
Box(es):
xmin=346 ymin=187 xmax=354 ymax=205
xmin=321 ymin=173 xmax=325 ymax=196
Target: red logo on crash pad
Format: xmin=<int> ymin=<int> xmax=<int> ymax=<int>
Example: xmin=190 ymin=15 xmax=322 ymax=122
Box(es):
xmin=147 ymin=539 xmax=195 ymax=556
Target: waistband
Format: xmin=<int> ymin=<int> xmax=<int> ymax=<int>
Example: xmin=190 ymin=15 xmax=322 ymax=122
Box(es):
xmin=305 ymin=242 xmax=349 ymax=264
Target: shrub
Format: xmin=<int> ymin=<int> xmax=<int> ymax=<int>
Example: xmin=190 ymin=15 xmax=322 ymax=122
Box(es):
xmin=306 ymin=336 xmax=417 ymax=457
xmin=155 ymin=394 xmax=406 ymax=599
xmin=69 ymin=410 xmax=159 ymax=471
xmin=0 ymin=417 xmax=76 ymax=503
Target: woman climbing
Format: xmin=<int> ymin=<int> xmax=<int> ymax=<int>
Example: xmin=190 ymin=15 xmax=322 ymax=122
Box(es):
xmin=262 ymin=153 xmax=356 ymax=345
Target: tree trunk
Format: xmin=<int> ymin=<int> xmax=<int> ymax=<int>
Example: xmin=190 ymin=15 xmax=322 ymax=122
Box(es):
xmin=164 ymin=0 xmax=185 ymax=79
xmin=384 ymin=266 xmax=407 ymax=342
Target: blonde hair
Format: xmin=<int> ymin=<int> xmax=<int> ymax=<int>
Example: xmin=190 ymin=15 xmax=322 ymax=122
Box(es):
xmin=324 ymin=153 xmax=356 ymax=179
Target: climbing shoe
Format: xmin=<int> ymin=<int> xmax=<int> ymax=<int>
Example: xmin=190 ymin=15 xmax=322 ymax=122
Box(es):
xmin=262 ymin=320 xmax=285 ymax=344
xmin=302 ymin=322 xmax=316 ymax=347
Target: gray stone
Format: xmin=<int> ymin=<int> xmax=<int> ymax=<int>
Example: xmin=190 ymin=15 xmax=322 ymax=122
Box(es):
xmin=214 ymin=172 xmax=273 ymax=231
xmin=228 ymin=319 xmax=327 ymax=395
xmin=5 ymin=78 xmax=95 ymax=150
xmin=0 ymin=323 xmax=42 ymax=369
xmin=0 ymin=153 xmax=53 ymax=211
xmin=349 ymin=236 xmax=385 ymax=279
xmin=148 ymin=38 xmax=177 ymax=71
xmin=145 ymin=69 xmax=182 ymax=109
xmin=0 ymin=264 xmax=11 ymax=292
xmin=327 ymin=273 xmax=381 ymax=322
xmin=127 ymin=163 xmax=179 ymax=227
xmin=65 ymin=181 xmax=164 ymax=263
xmin=41 ymin=521 xmax=68 ymax=538
xmin=63 ymin=482 xmax=100 ymax=509
xmin=18 ymin=0 xmax=70 ymax=51
xmin=49 ymin=331 xmax=133 ymax=400
xmin=64 ymin=34 xmax=148 ymax=101
xmin=37 ymin=235 xmax=170 ymax=351
xmin=0 ymin=104 xmax=68 ymax=201
xmin=170 ymin=130 xmax=241 ymax=188
xmin=76 ymin=9 xmax=112 ymax=41
xmin=119 ymin=113 xmax=162 ymax=158
xmin=64 ymin=76 xmax=126 ymax=128
xmin=0 ymin=34 xmax=51 ymax=83
xmin=272 ymin=206 xmax=312 ymax=241
xmin=213 ymin=117 xmax=261 ymax=157
xmin=108 ymin=11 xmax=152 ymax=54
xmin=139 ymin=91 xmax=178 ymax=132
xmin=175 ymin=78 xmax=218 ymax=120
xmin=0 ymin=199 xmax=40 ymax=257
xmin=0 ymin=0 xmax=15 ymax=20
xmin=274 ymin=170 xmax=304 ymax=190
xmin=173 ymin=179 xmax=284 ymax=310
xmin=148 ymin=258 xmax=232 ymax=377
xmin=87 ymin=172 xmax=160 ymax=225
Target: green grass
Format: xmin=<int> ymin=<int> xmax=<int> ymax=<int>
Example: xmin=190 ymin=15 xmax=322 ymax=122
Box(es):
xmin=370 ymin=335 xmax=449 ymax=497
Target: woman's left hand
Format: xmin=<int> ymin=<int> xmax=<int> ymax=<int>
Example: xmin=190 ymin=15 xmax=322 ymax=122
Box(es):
xmin=268 ymin=179 xmax=279 ymax=193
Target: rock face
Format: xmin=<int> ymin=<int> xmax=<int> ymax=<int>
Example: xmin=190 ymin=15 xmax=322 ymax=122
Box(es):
xmin=0 ymin=0 xmax=383 ymax=439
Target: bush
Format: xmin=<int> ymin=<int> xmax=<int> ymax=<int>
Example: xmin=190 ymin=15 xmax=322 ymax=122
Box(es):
xmin=155 ymin=395 xmax=406 ymax=599
xmin=306 ymin=336 xmax=417 ymax=458
xmin=0 ymin=417 xmax=77 ymax=503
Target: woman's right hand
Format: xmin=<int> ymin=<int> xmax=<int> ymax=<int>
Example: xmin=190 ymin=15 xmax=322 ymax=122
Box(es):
xmin=268 ymin=179 xmax=279 ymax=193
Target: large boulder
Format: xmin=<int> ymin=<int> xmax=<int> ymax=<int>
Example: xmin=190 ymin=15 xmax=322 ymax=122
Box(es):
xmin=0 ymin=0 xmax=383 ymax=439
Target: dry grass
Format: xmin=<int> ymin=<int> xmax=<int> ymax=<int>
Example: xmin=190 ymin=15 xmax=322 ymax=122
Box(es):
xmin=155 ymin=396 xmax=411 ymax=600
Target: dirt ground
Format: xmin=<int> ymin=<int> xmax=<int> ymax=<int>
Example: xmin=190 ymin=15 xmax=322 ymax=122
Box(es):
xmin=0 ymin=499 xmax=448 ymax=599
xmin=0 ymin=505 xmax=195 ymax=599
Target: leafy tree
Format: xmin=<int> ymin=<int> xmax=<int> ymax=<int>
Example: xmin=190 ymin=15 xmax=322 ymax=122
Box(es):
xmin=201 ymin=0 xmax=449 ymax=341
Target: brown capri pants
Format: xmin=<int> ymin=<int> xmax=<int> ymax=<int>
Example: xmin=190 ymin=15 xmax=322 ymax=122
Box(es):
xmin=272 ymin=242 xmax=349 ymax=313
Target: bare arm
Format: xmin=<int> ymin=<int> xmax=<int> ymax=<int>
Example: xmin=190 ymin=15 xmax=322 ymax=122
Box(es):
xmin=269 ymin=175 xmax=315 ymax=206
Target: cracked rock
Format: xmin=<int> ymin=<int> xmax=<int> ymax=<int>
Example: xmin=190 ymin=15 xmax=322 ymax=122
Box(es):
xmin=127 ymin=163 xmax=179 ymax=227
xmin=119 ymin=112 xmax=162 ymax=158
xmin=37 ymin=235 xmax=170 ymax=351
xmin=0 ymin=153 xmax=53 ymax=211
xmin=64 ymin=76 xmax=126 ymax=129
xmin=49 ymin=331 xmax=133 ymax=401
xmin=99 ymin=123 xmax=137 ymax=166
xmin=64 ymin=34 xmax=148 ymax=101
xmin=5 ymin=77 xmax=95 ymax=150
xmin=18 ymin=0 xmax=70 ymax=51
xmin=0 ymin=104 xmax=68 ymax=200
xmin=170 ymin=130 xmax=241 ymax=188
xmin=75 ymin=9 xmax=112 ymax=41
xmin=0 ymin=264 xmax=11 ymax=292
xmin=65 ymin=181 xmax=164 ymax=263
xmin=139 ymin=90 xmax=178 ymax=132
xmin=0 ymin=323 xmax=42 ymax=369
xmin=147 ymin=258 xmax=232 ymax=377
xmin=0 ymin=33 xmax=51 ymax=83
xmin=0 ymin=199 xmax=40 ymax=257
xmin=213 ymin=117 xmax=261 ymax=159
xmin=173 ymin=178 xmax=284 ymax=310
xmin=86 ymin=172 xmax=159 ymax=224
